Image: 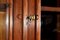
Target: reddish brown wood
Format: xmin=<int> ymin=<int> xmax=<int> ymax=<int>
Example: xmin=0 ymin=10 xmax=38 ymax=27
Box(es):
xmin=14 ymin=0 xmax=23 ymax=40
xmin=2 ymin=13 xmax=6 ymax=40
xmin=28 ymin=0 xmax=35 ymax=40
xmin=23 ymin=0 xmax=28 ymax=40
xmin=42 ymin=6 xmax=60 ymax=12
xmin=0 ymin=12 xmax=6 ymax=40
xmin=36 ymin=0 xmax=41 ymax=40
xmin=9 ymin=0 xmax=40 ymax=40
xmin=7 ymin=0 xmax=13 ymax=40
xmin=0 ymin=0 xmax=8 ymax=40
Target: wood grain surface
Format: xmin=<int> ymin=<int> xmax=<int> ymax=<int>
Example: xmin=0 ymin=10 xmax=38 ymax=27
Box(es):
xmin=28 ymin=0 xmax=35 ymax=40
xmin=13 ymin=0 xmax=40 ymax=40
xmin=36 ymin=0 xmax=40 ymax=40
xmin=8 ymin=0 xmax=40 ymax=40
xmin=0 ymin=0 xmax=40 ymax=40
xmin=0 ymin=12 xmax=6 ymax=40
xmin=14 ymin=0 xmax=23 ymax=40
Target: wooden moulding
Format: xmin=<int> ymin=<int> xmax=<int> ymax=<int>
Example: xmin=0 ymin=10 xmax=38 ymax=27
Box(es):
xmin=42 ymin=6 xmax=60 ymax=12
xmin=6 ymin=0 xmax=13 ymax=40
xmin=36 ymin=0 xmax=41 ymax=40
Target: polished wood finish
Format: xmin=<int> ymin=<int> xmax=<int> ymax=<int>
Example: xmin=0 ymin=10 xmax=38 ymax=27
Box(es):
xmin=8 ymin=0 xmax=13 ymax=40
xmin=0 ymin=0 xmax=40 ymax=40
xmin=42 ymin=6 xmax=60 ymax=12
xmin=36 ymin=0 xmax=40 ymax=40
xmin=0 ymin=12 xmax=6 ymax=40
xmin=23 ymin=0 xmax=28 ymax=40
xmin=13 ymin=0 xmax=40 ymax=40
xmin=14 ymin=0 xmax=23 ymax=40
xmin=28 ymin=0 xmax=35 ymax=40
xmin=0 ymin=0 xmax=8 ymax=40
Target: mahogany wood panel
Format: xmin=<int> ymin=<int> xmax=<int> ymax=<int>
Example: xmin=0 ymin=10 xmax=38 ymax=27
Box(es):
xmin=9 ymin=0 xmax=40 ymax=40
xmin=14 ymin=0 xmax=23 ymax=40
xmin=23 ymin=0 xmax=28 ymax=40
xmin=36 ymin=0 xmax=40 ymax=40
xmin=28 ymin=0 xmax=35 ymax=40
xmin=0 ymin=12 xmax=6 ymax=40
xmin=0 ymin=0 xmax=7 ymax=40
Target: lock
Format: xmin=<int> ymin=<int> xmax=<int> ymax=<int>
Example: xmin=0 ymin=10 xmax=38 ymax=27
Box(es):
xmin=26 ymin=15 xmax=38 ymax=25
xmin=26 ymin=15 xmax=39 ymax=21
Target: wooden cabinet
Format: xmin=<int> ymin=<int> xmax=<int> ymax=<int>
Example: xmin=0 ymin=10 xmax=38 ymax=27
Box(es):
xmin=13 ymin=0 xmax=40 ymax=40
xmin=0 ymin=0 xmax=41 ymax=40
